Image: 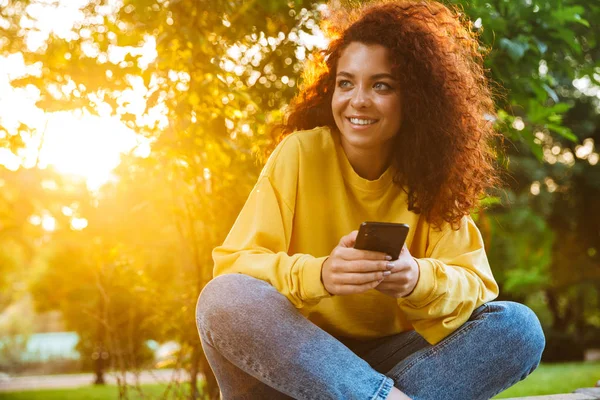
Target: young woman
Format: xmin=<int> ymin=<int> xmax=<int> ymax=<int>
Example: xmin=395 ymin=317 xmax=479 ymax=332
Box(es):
xmin=196 ymin=1 xmax=545 ymax=399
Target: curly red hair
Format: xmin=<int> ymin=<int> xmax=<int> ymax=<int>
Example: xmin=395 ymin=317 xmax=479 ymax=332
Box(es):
xmin=278 ymin=0 xmax=500 ymax=229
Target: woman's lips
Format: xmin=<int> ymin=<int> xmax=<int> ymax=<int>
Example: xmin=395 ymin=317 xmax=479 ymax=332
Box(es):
xmin=346 ymin=117 xmax=379 ymax=129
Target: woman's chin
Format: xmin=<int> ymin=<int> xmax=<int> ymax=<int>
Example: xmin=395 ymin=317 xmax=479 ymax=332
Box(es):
xmin=340 ymin=132 xmax=386 ymax=151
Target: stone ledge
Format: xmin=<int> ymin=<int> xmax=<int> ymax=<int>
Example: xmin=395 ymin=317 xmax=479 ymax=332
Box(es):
xmin=575 ymin=388 xmax=600 ymax=399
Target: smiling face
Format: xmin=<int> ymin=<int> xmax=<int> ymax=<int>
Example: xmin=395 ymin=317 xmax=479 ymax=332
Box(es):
xmin=331 ymin=42 xmax=402 ymax=159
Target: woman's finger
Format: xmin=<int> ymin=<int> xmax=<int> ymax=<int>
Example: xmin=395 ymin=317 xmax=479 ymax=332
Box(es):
xmin=337 ymin=247 xmax=391 ymax=261
xmin=343 ymin=278 xmax=384 ymax=294
xmin=336 ymin=271 xmax=390 ymax=285
xmin=330 ymin=258 xmax=392 ymax=273
xmin=339 ymin=230 xmax=359 ymax=248
xmin=379 ymin=270 xmax=410 ymax=284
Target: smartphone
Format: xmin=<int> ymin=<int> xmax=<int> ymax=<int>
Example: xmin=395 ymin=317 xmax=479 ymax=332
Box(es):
xmin=354 ymin=222 xmax=410 ymax=260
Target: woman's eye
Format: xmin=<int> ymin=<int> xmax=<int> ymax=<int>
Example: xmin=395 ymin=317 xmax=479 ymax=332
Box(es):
xmin=374 ymin=82 xmax=392 ymax=91
xmin=337 ymin=80 xmax=352 ymax=88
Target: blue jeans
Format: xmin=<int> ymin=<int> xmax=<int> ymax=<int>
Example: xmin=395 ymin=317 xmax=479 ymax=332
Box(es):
xmin=196 ymin=274 xmax=545 ymax=400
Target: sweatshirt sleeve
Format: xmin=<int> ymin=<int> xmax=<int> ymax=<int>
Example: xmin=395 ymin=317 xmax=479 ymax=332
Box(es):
xmin=212 ymin=135 xmax=331 ymax=308
xmin=398 ymin=216 xmax=499 ymax=344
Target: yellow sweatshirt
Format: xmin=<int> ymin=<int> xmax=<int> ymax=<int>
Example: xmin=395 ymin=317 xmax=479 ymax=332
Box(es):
xmin=213 ymin=126 xmax=499 ymax=345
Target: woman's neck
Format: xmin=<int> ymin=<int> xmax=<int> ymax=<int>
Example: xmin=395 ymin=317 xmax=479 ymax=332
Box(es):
xmin=341 ymin=141 xmax=393 ymax=180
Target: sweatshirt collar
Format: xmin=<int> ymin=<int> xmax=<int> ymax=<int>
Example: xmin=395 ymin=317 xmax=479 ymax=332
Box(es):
xmin=329 ymin=127 xmax=394 ymax=192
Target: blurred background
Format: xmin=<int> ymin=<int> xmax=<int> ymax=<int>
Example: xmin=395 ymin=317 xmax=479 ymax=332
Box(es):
xmin=0 ymin=0 xmax=598 ymax=399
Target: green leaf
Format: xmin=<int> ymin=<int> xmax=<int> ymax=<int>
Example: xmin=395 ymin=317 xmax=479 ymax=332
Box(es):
xmin=499 ymin=38 xmax=530 ymax=62
xmin=520 ymin=128 xmax=544 ymax=161
xmin=551 ymin=6 xmax=590 ymax=28
xmin=550 ymin=29 xmax=582 ymax=55
xmin=480 ymin=196 xmax=502 ymax=207
xmin=533 ymin=38 xmax=548 ymax=55
xmin=547 ymin=123 xmax=578 ymax=142
xmin=529 ymin=81 xmax=549 ymax=103
xmin=542 ymin=84 xmax=559 ymax=103
xmin=526 ymin=98 xmax=545 ymax=124
xmin=548 ymin=102 xmax=573 ymax=114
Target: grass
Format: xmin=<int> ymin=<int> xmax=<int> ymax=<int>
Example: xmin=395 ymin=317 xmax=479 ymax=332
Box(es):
xmin=0 ymin=384 xmax=190 ymax=400
xmin=1 ymin=362 xmax=598 ymax=399
xmin=493 ymin=362 xmax=600 ymax=399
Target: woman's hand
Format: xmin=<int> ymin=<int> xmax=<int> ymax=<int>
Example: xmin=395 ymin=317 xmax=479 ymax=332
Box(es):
xmin=322 ymin=231 xmax=393 ymax=295
xmin=375 ymin=245 xmax=420 ymax=298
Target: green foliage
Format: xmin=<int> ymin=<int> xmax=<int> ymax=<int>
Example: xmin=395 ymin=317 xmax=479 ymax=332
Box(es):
xmin=452 ymin=0 xmax=600 ymax=344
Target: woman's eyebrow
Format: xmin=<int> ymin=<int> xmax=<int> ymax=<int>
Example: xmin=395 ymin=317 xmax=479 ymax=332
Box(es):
xmin=371 ymin=73 xmax=396 ymax=80
xmin=336 ymin=71 xmax=397 ymax=80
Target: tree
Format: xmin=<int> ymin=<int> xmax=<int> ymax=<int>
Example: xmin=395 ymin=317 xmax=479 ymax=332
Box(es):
xmin=3 ymin=0 xmax=324 ymax=397
xmin=453 ymin=0 xmax=600 ymax=359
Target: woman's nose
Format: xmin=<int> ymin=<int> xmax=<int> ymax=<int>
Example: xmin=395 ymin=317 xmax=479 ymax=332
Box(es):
xmin=350 ymin=87 xmax=372 ymax=109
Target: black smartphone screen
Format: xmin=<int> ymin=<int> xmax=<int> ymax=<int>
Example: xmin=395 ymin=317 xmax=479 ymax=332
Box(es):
xmin=354 ymin=222 xmax=410 ymax=260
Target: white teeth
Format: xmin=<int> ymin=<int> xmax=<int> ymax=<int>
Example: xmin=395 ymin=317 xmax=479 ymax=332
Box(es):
xmin=349 ymin=118 xmax=377 ymax=125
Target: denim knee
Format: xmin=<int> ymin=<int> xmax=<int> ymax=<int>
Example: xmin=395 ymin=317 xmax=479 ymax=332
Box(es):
xmin=490 ymin=301 xmax=546 ymax=374
xmin=196 ymin=274 xmax=274 ymax=345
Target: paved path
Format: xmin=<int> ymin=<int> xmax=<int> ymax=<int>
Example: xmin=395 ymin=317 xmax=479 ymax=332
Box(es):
xmin=0 ymin=369 xmax=199 ymax=392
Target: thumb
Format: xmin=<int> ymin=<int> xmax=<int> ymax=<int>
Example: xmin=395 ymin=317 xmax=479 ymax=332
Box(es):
xmin=340 ymin=230 xmax=358 ymax=248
